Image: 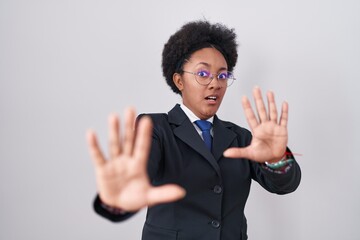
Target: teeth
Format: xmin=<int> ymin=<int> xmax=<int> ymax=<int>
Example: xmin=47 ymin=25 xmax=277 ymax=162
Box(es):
xmin=207 ymin=96 xmax=217 ymax=100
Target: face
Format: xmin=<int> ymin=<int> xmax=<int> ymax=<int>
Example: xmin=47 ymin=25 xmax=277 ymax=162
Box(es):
xmin=173 ymin=47 xmax=228 ymax=120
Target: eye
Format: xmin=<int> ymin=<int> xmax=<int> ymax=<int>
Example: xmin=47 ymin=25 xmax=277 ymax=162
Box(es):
xmin=196 ymin=70 xmax=210 ymax=78
xmin=218 ymin=72 xmax=229 ymax=80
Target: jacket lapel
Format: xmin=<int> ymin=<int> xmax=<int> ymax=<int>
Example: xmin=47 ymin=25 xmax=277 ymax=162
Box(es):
xmin=168 ymin=105 xmax=222 ymax=177
xmin=212 ymin=116 xmax=237 ymax=161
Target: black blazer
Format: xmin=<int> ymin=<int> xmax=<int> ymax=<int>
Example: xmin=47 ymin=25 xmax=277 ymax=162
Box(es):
xmin=94 ymin=104 xmax=301 ymax=240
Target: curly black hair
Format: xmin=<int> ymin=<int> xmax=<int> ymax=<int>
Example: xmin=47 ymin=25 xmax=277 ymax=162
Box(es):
xmin=162 ymin=20 xmax=238 ymax=94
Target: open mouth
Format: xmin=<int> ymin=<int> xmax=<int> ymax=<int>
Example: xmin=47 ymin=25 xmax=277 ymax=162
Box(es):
xmin=205 ymin=95 xmax=218 ymax=103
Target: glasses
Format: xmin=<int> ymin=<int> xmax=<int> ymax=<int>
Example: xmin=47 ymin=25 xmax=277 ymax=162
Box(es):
xmin=182 ymin=70 xmax=236 ymax=87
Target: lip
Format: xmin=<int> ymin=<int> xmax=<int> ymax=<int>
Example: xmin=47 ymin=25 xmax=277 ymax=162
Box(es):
xmin=204 ymin=94 xmax=220 ymax=105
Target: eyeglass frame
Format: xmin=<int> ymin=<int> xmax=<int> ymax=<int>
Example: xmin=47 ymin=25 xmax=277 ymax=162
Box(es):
xmin=181 ymin=69 xmax=236 ymax=87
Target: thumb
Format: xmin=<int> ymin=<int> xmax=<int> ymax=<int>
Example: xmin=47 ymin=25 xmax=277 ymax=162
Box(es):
xmin=147 ymin=184 xmax=186 ymax=206
xmin=223 ymin=147 xmax=252 ymax=159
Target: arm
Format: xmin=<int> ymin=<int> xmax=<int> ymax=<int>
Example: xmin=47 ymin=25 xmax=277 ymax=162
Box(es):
xmin=250 ymin=148 xmax=301 ymax=194
xmin=87 ymin=108 xmax=185 ymax=222
xmin=224 ymin=87 xmax=301 ymax=193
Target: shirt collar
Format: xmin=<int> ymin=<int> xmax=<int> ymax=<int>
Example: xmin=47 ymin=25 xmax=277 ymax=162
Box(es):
xmin=180 ymin=103 xmax=214 ymax=124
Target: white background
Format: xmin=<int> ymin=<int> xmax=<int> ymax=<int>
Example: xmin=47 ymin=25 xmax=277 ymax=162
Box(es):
xmin=1 ymin=0 xmax=359 ymax=239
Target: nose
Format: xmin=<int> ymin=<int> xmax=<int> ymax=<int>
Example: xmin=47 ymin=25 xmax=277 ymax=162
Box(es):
xmin=208 ymin=75 xmax=222 ymax=89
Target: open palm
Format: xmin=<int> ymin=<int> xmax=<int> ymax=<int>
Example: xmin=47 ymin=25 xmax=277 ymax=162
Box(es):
xmin=224 ymin=87 xmax=288 ymax=163
xmin=87 ymin=108 xmax=185 ymax=211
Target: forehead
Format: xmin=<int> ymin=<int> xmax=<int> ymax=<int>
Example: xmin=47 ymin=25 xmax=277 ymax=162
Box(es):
xmin=187 ymin=47 xmax=228 ymax=69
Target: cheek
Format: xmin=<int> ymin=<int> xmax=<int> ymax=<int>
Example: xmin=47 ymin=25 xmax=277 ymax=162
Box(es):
xmin=183 ymin=82 xmax=202 ymax=97
xmin=221 ymin=88 xmax=227 ymax=97
xmin=185 ymin=90 xmax=201 ymax=103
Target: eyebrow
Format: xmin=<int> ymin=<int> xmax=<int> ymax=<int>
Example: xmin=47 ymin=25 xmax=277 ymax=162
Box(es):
xmin=195 ymin=62 xmax=228 ymax=71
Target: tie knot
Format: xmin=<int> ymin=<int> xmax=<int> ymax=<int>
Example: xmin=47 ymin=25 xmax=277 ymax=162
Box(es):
xmin=195 ymin=120 xmax=212 ymax=132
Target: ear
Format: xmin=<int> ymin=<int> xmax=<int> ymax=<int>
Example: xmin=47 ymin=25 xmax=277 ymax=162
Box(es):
xmin=173 ymin=73 xmax=184 ymax=91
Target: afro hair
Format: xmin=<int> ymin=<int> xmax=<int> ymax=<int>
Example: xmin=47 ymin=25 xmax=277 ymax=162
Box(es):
xmin=162 ymin=20 xmax=238 ymax=94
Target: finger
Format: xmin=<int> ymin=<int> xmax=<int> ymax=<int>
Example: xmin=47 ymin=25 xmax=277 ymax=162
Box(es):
xmin=279 ymin=101 xmax=289 ymax=127
xmin=123 ymin=107 xmax=136 ymax=156
xmin=242 ymin=96 xmax=258 ymax=130
xmin=86 ymin=130 xmax=106 ymax=167
xmin=108 ymin=114 xmax=122 ymax=159
xmin=267 ymin=91 xmax=278 ymax=123
xmin=147 ymin=185 xmax=186 ymax=206
xmin=253 ymin=86 xmax=268 ymax=122
xmin=223 ymin=147 xmax=252 ymax=159
xmin=133 ymin=116 xmax=153 ymax=165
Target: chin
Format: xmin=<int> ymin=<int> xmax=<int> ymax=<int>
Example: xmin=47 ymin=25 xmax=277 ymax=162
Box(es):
xmin=202 ymin=108 xmax=218 ymax=119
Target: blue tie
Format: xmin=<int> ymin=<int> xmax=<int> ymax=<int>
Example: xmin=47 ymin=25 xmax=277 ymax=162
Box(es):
xmin=195 ymin=120 xmax=213 ymax=151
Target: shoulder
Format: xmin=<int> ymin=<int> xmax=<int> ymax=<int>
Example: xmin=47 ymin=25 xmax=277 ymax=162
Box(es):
xmin=218 ymin=118 xmax=250 ymax=133
xmin=216 ymin=118 xmax=252 ymax=144
xmin=137 ymin=113 xmax=170 ymax=136
xmin=138 ymin=113 xmax=168 ymax=124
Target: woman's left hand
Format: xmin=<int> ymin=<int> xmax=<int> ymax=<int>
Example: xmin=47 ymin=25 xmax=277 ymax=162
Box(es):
xmin=223 ymin=86 xmax=288 ymax=163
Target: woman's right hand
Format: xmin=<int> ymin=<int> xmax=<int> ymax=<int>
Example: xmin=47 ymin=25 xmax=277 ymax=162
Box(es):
xmin=86 ymin=108 xmax=186 ymax=212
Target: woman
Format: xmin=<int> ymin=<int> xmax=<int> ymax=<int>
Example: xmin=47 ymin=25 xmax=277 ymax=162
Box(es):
xmin=87 ymin=20 xmax=301 ymax=240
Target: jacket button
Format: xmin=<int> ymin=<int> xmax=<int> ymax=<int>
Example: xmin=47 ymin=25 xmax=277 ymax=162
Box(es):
xmin=211 ymin=220 xmax=220 ymax=228
xmin=213 ymin=185 xmax=222 ymax=194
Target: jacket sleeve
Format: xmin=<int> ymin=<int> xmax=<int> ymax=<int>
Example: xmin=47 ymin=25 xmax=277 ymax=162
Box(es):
xmin=93 ymin=195 xmax=137 ymax=222
xmin=234 ymin=125 xmax=301 ymax=194
xmin=250 ymin=147 xmax=302 ymax=194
